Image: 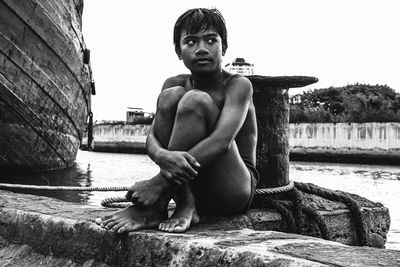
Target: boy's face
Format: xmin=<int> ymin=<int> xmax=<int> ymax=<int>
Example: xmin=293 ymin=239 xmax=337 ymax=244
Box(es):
xmin=179 ymin=28 xmax=224 ymax=74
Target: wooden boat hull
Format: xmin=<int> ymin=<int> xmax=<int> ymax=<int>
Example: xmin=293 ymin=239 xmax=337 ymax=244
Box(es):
xmin=0 ymin=0 xmax=92 ymax=171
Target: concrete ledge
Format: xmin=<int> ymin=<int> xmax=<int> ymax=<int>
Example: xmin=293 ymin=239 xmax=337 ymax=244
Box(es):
xmin=91 ymin=141 xmax=146 ymax=153
xmin=290 ymin=148 xmax=400 ymax=165
xmin=0 ymin=190 xmax=397 ymax=266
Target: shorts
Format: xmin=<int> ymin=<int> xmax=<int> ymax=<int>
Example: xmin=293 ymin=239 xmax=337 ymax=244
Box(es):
xmin=244 ymin=162 xmax=259 ymax=212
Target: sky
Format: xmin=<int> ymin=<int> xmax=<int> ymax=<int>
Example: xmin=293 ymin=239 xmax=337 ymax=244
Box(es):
xmin=82 ymin=0 xmax=400 ymax=121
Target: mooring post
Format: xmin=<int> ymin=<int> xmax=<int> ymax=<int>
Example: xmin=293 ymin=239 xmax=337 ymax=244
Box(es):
xmin=248 ymin=75 xmax=318 ymax=188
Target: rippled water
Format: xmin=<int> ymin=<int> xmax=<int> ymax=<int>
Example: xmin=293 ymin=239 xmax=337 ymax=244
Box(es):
xmin=1 ymin=151 xmax=399 ymax=250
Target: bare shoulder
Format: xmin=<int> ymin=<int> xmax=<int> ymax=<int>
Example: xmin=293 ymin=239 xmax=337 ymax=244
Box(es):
xmin=224 ymin=73 xmax=253 ymax=96
xmin=162 ymin=74 xmax=191 ymax=90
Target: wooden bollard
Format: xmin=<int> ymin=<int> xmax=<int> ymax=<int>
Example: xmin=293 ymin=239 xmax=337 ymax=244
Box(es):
xmin=248 ymin=76 xmax=318 ymax=188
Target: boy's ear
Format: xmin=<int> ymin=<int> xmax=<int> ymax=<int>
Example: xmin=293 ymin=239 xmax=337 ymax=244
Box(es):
xmin=175 ymin=48 xmax=182 ymax=60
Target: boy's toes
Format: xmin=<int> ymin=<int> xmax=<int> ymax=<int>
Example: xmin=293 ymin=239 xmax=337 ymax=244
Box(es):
xmin=110 ymin=221 xmax=127 ymax=232
xmin=117 ymin=223 xmax=142 ymax=234
xmin=104 ymin=220 xmax=120 ymax=230
xmin=172 ymin=223 xmax=188 ymax=233
xmin=159 ymin=219 xmax=179 ymax=233
xmin=158 ymin=222 xmax=166 ymax=231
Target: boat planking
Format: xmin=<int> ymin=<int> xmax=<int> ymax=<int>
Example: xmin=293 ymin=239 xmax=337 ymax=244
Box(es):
xmin=0 ymin=0 xmax=93 ymax=171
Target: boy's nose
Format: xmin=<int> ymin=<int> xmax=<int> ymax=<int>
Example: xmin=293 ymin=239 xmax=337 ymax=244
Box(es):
xmin=195 ymin=41 xmax=208 ymax=55
xmin=195 ymin=47 xmax=208 ymax=56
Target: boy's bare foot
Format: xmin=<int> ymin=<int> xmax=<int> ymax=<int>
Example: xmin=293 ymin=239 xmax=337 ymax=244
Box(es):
xmin=126 ymin=174 xmax=171 ymax=206
xmin=95 ymin=203 xmax=167 ymax=234
xmin=158 ymin=205 xmax=199 ymax=233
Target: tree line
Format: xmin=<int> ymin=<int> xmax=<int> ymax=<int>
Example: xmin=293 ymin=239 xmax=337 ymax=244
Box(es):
xmin=289 ymin=84 xmax=400 ymax=123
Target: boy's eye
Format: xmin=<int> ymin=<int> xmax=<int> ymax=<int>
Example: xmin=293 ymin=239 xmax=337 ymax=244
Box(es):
xmin=207 ymin=38 xmax=216 ymax=44
xmin=186 ymin=40 xmax=194 ymax=45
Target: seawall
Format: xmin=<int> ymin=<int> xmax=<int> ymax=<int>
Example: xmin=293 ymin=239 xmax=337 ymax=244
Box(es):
xmin=84 ymin=123 xmax=151 ymax=153
xmin=83 ymin=122 xmax=400 ymax=164
xmin=290 ymin=122 xmax=400 ymax=165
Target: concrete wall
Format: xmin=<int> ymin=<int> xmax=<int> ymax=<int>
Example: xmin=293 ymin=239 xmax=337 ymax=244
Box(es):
xmin=81 ymin=123 xmax=151 ymax=153
xmin=289 ymin=122 xmax=400 ymax=151
xmin=83 ymin=122 xmax=400 ymax=164
xmin=93 ymin=124 xmax=150 ymax=143
xmin=90 ymin=122 xmax=400 ymax=152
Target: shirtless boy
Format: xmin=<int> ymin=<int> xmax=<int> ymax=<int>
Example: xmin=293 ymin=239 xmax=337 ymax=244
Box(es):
xmin=96 ymin=8 xmax=258 ymax=233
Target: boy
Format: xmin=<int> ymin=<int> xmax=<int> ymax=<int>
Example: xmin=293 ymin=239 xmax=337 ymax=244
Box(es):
xmin=96 ymin=8 xmax=258 ymax=233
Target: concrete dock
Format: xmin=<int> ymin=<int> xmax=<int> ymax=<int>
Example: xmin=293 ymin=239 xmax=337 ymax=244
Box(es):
xmin=0 ymin=189 xmax=399 ymax=266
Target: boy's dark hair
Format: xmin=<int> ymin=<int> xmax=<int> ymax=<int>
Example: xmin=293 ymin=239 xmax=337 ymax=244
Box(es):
xmin=173 ymin=8 xmax=228 ymax=56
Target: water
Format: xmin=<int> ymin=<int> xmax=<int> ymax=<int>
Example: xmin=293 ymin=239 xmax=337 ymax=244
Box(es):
xmin=0 ymin=150 xmax=399 ymax=250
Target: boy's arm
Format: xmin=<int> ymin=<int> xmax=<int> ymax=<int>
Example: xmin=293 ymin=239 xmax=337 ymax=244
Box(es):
xmin=186 ymin=76 xmax=253 ymax=168
xmin=146 ymin=77 xmax=200 ymax=184
xmin=147 ymin=75 xmax=253 ymax=184
xmin=146 ymin=118 xmax=200 ymax=184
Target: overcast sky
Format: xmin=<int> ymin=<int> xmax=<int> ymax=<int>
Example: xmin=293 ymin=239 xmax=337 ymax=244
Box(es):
xmin=82 ymin=0 xmax=400 ymax=121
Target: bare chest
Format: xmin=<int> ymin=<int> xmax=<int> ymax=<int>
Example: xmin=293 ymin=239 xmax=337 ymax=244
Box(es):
xmin=184 ymin=79 xmax=225 ymax=110
xmin=205 ymin=90 xmax=225 ymax=110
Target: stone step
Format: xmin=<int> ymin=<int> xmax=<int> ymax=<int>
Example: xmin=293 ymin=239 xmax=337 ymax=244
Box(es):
xmin=0 ymin=189 xmax=397 ymax=266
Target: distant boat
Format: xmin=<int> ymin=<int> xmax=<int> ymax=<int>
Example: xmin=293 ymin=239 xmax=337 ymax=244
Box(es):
xmin=0 ymin=0 xmax=94 ymax=171
xmin=225 ymin=57 xmax=255 ymax=75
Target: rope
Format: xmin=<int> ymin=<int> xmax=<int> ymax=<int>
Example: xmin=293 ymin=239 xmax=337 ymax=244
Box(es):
xmin=0 ymin=183 xmax=131 ymax=208
xmin=290 ymin=187 xmax=329 ymax=240
xmin=251 ymin=181 xmax=368 ymax=246
xmin=101 ymin=197 xmax=130 ymax=208
xmin=0 ymin=183 xmax=128 ymax=191
xmin=255 ymin=180 xmax=294 ymax=195
xmin=252 ymin=195 xmax=297 ymax=233
xmin=294 ymin=182 xmax=368 ymax=246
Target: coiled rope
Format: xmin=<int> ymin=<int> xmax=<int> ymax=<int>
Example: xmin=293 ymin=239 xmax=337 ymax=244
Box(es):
xmin=0 ymin=180 xmax=367 ymax=246
xmin=251 ymin=181 xmax=368 ymax=246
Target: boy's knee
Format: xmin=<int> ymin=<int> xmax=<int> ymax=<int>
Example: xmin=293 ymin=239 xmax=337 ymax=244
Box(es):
xmin=176 ymin=90 xmax=216 ymax=117
xmin=157 ymin=86 xmax=186 ymax=112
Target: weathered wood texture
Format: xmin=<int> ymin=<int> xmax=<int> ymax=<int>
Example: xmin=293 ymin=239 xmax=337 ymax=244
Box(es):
xmin=0 ymin=0 xmax=91 ymax=171
xmin=248 ymin=76 xmax=318 ymax=188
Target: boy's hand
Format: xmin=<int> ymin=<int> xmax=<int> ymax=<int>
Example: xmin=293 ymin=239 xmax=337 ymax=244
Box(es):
xmin=157 ymin=150 xmax=200 ymax=185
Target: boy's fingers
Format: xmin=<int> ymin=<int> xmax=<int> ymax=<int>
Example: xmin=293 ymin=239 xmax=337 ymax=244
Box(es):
xmin=183 ymin=168 xmax=197 ymax=180
xmin=185 ymin=154 xmax=201 ymax=169
xmin=163 ymin=172 xmax=183 ymax=185
xmin=175 ymin=177 xmax=184 ymax=185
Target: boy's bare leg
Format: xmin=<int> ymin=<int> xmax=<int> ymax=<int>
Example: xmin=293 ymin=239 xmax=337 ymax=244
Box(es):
xmin=95 ymin=87 xmax=186 ymax=233
xmin=159 ymin=183 xmax=198 ymax=232
xmin=159 ymin=89 xmax=252 ymax=232
xmin=96 ymin=88 xmax=252 ymax=233
xmin=157 ymin=89 xmax=220 ymax=232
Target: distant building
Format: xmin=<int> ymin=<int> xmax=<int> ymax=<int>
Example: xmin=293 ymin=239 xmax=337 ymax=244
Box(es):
xmin=224 ymin=57 xmax=255 ymax=75
xmin=126 ymin=107 xmax=154 ymax=124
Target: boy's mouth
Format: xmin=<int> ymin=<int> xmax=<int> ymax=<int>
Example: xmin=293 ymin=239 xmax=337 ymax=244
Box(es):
xmin=194 ymin=57 xmax=211 ymax=64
